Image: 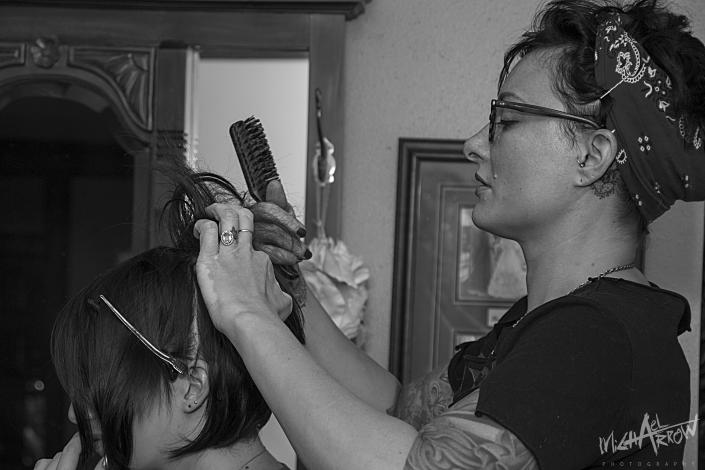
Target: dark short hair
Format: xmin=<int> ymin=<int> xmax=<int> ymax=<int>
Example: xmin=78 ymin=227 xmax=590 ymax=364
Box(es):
xmin=500 ymin=0 xmax=705 ymax=234
xmin=501 ymin=0 xmax=705 ymax=131
xmin=51 ymin=166 xmax=305 ymax=468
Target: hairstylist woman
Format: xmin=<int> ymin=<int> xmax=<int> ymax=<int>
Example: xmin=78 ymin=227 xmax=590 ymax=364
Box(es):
xmin=196 ymin=1 xmax=705 ymax=469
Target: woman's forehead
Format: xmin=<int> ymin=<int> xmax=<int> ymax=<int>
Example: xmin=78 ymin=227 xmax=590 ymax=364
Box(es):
xmin=499 ymin=51 xmax=564 ymax=108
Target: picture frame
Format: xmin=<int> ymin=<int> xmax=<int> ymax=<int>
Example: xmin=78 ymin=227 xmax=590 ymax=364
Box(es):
xmin=389 ymin=138 xmax=527 ymax=383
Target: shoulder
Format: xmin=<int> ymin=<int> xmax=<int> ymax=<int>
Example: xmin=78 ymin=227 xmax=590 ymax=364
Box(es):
xmin=513 ymin=294 xmax=632 ymax=350
xmin=392 ymin=362 xmax=454 ymax=430
xmin=404 ymin=390 xmax=538 ymax=470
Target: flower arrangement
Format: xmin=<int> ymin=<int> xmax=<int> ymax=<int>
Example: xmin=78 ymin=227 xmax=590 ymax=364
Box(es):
xmin=300 ymin=237 xmax=369 ymax=343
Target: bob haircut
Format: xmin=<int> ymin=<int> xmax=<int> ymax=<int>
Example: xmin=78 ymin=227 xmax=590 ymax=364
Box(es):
xmin=499 ymin=0 xmax=705 ymax=233
xmin=51 ymin=166 xmax=305 ymax=468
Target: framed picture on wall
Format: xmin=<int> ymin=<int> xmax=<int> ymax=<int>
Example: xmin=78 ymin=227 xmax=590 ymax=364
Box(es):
xmin=389 ymin=138 xmax=527 ymax=383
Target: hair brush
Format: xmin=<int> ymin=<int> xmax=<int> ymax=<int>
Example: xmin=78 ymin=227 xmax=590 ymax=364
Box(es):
xmin=229 ymin=116 xmax=307 ymax=312
xmin=229 ymin=116 xmax=280 ymax=202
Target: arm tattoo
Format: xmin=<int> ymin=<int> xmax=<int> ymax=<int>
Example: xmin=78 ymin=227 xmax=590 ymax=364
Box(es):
xmin=404 ymin=398 xmax=538 ymax=470
xmin=390 ymin=366 xmax=453 ymax=430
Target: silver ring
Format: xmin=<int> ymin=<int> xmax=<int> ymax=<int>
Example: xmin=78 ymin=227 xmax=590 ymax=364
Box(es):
xmin=220 ymin=229 xmax=236 ymax=246
xmin=237 ymin=229 xmax=253 ymax=234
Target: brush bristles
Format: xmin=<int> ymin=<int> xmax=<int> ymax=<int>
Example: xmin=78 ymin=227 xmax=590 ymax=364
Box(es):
xmin=230 ymin=116 xmax=280 ymax=202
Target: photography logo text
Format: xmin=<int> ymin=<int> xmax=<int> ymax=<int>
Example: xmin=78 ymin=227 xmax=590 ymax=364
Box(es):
xmin=599 ymin=413 xmax=698 ymax=456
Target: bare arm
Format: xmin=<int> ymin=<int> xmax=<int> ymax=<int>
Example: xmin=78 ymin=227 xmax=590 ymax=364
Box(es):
xmin=301 ymin=288 xmax=401 ymax=413
xmin=196 ymin=205 xmax=537 ymax=470
xmin=250 ymin=183 xmax=400 ymax=412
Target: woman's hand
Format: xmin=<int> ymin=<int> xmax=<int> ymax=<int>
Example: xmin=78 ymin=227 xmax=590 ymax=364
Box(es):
xmin=33 ymin=434 xmax=104 ymax=470
xmin=249 ymin=180 xmax=309 ymax=266
xmin=195 ymin=202 xmax=293 ymax=335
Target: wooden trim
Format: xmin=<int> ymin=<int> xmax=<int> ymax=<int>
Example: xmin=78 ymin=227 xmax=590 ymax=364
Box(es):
xmin=305 ymin=14 xmax=345 ymax=241
xmin=0 ymin=8 xmax=311 ymax=54
xmin=1 ymin=0 xmax=371 ymax=20
xmin=389 ymin=138 xmax=466 ymax=380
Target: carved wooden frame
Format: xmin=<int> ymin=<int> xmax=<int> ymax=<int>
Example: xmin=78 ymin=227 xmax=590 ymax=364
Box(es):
xmin=0 ymin=0 xmax=365 ymax=248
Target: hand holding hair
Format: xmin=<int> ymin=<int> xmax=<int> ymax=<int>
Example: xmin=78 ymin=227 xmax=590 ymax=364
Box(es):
xmin=33 ymin=433 xmax=104 ymax=470
xmin=249 ymin=180 xmax=310 ymax=307
xmin=194 ymin=203 xmax=293 ymax=335
xmin=249 ymin=179 xmax=309 ymax=265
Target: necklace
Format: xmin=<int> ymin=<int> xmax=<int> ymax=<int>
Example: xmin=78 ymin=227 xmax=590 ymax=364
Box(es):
xmin=511 ymin=263 xmax=636 ymax=328
xmin=237 ymin=448 xmax=267 ymax=470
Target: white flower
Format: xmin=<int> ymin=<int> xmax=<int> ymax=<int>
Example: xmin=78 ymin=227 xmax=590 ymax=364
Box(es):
xmin=300 ymin=237 xmax=369 ymax=340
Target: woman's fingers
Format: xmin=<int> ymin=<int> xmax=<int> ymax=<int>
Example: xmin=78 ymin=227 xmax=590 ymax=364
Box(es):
xmin=194 ymin=219 xmax=219 ymax=256
xmin=205 ymin=204 xmax=240 ymax=252
xmin=251 ymin=201 xmax=306 ymax=237
xmin=34 ymin=434 xmax=82 ymax=470
xmin=234 ymin=207 xmax=254 ymax=247
xmin=253 ymin=222 xmax=307 ymax=259
xmin=253 ymin=243 xmax=299 ymax=265
xmin=55 ymin=434 xmax=81 ymax=470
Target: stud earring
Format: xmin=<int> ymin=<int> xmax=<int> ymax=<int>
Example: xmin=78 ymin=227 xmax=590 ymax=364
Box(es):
xmin=493 ymin=173 xmax=498 ymax=179
xmin=194 ymin=400 xmax=198 ymax=405
xmin=578 ymin=154 xmax=587 ymax=168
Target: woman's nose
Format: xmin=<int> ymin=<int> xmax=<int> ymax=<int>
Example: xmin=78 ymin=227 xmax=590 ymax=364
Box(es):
xmin=68 ymin=403 xmax=77 ymax=424
xmin=463 ymin=124 xmax=490 ymax=163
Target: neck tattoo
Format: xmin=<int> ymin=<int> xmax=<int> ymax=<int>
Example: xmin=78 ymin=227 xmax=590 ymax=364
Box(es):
xmin=512 ymin=262 xmax=636 ymax=328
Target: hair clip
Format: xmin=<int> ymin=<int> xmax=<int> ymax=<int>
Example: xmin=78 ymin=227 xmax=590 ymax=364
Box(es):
xmin=98 ymin=295 xmax=186 ymax=376
xmin=599 ymin=78 xmax=624 ymax=100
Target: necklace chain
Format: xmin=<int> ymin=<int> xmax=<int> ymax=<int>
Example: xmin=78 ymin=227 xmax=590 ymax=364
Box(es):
xmin=237 ymin=448 xmax=267 ymax=470
xmin=511 ymin=263 xmax=636 ymax=328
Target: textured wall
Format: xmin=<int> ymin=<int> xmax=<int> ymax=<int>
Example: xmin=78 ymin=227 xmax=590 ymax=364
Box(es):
xmin=342 ymin=0 xmax=704 ymax=465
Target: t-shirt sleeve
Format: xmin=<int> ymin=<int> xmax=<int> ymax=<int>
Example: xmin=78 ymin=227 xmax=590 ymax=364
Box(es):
xmin=475 ymin=301 xmax=631 ymax=470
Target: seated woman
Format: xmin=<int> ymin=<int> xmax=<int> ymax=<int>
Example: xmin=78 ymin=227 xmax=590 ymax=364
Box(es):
xmin=35 ymin=168 xmax=304 ymax=470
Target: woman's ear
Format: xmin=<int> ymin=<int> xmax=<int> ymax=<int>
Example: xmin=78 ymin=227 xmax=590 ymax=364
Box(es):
xmin=178 ymin=359 xmax=209 ymax=414
xmin=575 ymin=129 xmax=618 ymax=186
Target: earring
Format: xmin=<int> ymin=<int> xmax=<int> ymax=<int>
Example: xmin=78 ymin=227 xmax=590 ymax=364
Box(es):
xmin=194 ymin=400 xmax=198 ymax=405
xmin=578 ymin=154 xmax=587 ymax=168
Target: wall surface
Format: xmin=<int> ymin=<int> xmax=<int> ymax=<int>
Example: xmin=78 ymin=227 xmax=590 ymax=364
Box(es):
xmin=341 ymin=0 xmax=705 ymax=467
xmin=196 ymin=57 xmax=309 ymax=470
xmin=196 ymin=58 xmax=309 ymax=218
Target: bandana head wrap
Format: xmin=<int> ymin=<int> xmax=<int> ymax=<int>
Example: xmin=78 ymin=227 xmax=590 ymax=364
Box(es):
xmin=594 ymin=13 xmax=705 ymax=222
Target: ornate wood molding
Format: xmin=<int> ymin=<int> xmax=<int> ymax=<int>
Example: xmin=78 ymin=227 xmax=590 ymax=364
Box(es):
xmin=0 ymin=43 xmax=24 ymax=68
xmin=0 ymin=40 xmax=155 ymax=134
xmin=0 ymin=0 xmax=371 ymax=20
xmin=68 ymin=47 xmax=154 ymax=131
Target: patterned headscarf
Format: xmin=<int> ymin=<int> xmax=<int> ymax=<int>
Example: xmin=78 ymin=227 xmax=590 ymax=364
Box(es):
xmin=594 ymin=13 xmax=704 ymax=222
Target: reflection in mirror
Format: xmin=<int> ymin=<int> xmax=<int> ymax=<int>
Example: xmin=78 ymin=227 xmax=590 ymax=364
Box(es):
xmin=0 ymin=97 xmax=134 ymax=469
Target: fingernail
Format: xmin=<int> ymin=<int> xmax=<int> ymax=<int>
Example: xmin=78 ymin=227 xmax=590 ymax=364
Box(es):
xmin=297 ymin=228 xmax=306 ymax=237
xmin=304 ymin=249 xmax=312 ymax=259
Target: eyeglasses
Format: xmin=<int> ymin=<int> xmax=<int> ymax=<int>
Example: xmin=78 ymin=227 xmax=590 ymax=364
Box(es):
xmin=489 ymin=99 xmax=601 ymax=143
xmin=98 ymin=295 xmax=186 ymax=376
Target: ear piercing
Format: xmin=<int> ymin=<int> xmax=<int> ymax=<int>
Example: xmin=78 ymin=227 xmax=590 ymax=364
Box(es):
xmin=578 ymin=154 xmax=588 ymax=168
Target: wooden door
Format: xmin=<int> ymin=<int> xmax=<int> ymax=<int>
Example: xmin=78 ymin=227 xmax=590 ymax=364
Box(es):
xmin=391 ymin=139 xmax=527 ymax=383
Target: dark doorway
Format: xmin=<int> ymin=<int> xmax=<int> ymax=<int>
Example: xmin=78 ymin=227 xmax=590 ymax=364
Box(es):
xmin=0 ymin=97 xmax=134 ymax=468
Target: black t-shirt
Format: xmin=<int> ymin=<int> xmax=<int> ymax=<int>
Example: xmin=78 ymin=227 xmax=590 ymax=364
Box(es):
xmin=448 ymin=277 xmax=692 ymax=470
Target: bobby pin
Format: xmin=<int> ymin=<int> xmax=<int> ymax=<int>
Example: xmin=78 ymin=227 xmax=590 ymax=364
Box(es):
xmin=98 ymin=295 xmax=186 ymax=376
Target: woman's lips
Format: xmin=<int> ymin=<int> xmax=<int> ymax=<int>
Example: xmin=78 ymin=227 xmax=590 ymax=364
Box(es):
xmin=475 ymin=173 xmax=491 ymax=187
xmin=474 ymin=173 xmax=492 ymax=197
